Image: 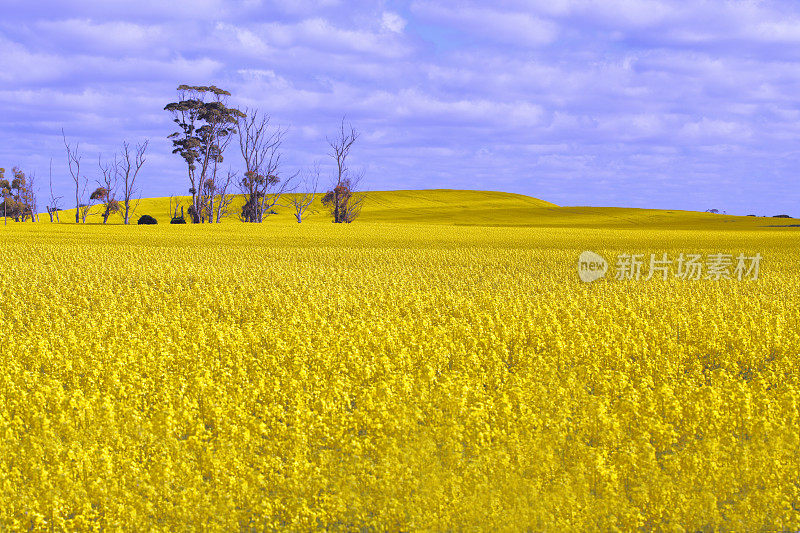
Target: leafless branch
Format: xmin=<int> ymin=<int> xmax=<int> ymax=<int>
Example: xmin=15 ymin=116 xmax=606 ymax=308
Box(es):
xmin=236 ymin=108 xmax=292 ymax=222
xmin=119 ymin=140 xmax=148 ymax=224
xmin=322 ymin=117 xmax=365 ymax=223
xmin=328 ymin=117 xmax=359 ymax=187
xmin=95 ymin=154 xmax=120 ymax=224
xmin=215 ymin=169 xmax=237 ymax=223
xmin=62 ymin=129 xmax=83 ymax=223
xmin=341 ymin=169 xmax=366 ymax=223
xmin=291 ymin=163 xmax=320 ymax=223
xmin=46 ymin=159 xmax=63 ymax=222
xmin=78 ymin=176 xmax=92 ymax=223
xmin=168 ymin=195 xmax=185 ymax=221
xmin=30 ymin=173 xmax=39 ymax=222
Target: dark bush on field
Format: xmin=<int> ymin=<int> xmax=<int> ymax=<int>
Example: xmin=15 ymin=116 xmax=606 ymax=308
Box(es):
xmin=773 ymin=214 xmax=792 ymax=218
xmin=170 ymin=215 xmax=186 ymax=224
xmin=137 ymin=214 xmax=158 ymax=225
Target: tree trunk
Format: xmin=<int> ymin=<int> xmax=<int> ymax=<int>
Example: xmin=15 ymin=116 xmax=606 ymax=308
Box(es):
xmin=190 ymin=193 xmax=200 ymax=223
xmin=215 ymin=197 xmax=223 ymax=223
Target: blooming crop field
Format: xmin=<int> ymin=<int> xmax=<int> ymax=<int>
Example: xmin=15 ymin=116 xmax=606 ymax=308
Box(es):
xmin=1 ymin=216 xmax=799 ymax=530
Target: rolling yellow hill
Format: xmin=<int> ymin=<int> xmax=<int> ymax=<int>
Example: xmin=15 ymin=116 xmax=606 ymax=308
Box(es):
xmin=32 ymin=189 xmax=800 ymax=230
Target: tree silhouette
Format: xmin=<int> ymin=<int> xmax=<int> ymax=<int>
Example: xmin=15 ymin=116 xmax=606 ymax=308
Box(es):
xmin=165 ymin=85 xmax=244 ymax=223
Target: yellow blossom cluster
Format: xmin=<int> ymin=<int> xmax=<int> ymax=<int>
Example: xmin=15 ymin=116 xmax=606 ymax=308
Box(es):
xmin=0 ymin=222 xmax=798 ymax=530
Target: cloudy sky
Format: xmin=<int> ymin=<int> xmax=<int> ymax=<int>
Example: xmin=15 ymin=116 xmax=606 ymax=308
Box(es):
xmin=2 ymin=0 xmax=800 ymax=214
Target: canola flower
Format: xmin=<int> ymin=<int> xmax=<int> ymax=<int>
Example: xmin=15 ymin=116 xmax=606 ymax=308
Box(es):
xmin=0 ymin=221 xmax=798 ymax=531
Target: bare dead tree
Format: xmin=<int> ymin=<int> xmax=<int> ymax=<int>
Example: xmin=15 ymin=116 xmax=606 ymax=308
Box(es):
xmin=24 ymin=173 xmax=38 ymax=222
xmin=291 ymin=164 xmax=319 ymax=223
xmin=198 ymin=130 xmax=236 ymax=223
xmin=340 ymin=170 xmax=366 ymax=224
xmin=168 ymin=195 xmax=186 ymax=222
xmin=263 ymin=170 xmax=296 ymax=218
xmin=119 ymin=140 xmax=148 ymax=224
xmin=79 ymin=197 xmax=92 ymax=223
xmin=214 ymin=170 xmax=236 ymax=223
xmin=236 ymin=109 xmax=295 ymax=222
xmin=0 ymin=167 xmax=7 ymax=225
xmin=46 ymin=159 xmax=63 ymax=222
xmin=321 ymin=118 xmax=365 ymax=223
xmin=62 ymin=129 xmax=83 ymax=223
xmin=93 ymin=154 xmax=120 ymax=224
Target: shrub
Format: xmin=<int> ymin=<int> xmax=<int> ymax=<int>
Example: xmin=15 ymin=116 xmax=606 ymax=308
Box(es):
xmin=170 ymin=216 xmax=187 ymax=224
xmin=137 ymin=214 xmax=158 ymax=225
xmin=773 ymin=214 xmax=792 ymax=218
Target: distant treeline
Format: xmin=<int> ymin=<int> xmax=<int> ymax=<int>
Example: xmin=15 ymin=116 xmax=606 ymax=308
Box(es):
xmin=2 ymin=84 xmax=365 ymax=226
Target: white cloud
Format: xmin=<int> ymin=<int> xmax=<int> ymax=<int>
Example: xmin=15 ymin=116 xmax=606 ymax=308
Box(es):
xmin=411 ymin=2 xmax=559 ymax=46
xmin=679 ymin=118 xmax=749 ymax=142
xmin=0 ymin=38 xmax=65 ymax=83
xmin=381 ymin=12 xmax=406 ymax=33
xmin=1 ymin=0 xmax=800 ymax=213
xmin=751 ymin=20 xmax=800 ymax=43
xmin=35 ymin=19 xmax=167 ymax=53
xmin=218 ymin=22 xmax=274 ymax=55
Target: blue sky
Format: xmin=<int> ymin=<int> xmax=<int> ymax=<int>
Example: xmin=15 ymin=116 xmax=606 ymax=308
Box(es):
xmin=2 ymin=0 xmax=800 ymax=215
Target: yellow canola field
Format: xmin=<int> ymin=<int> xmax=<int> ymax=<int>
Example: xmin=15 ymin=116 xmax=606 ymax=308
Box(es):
xmin=52 ymin=188 xmax=797 ymax=229
xmin=0 ymin=221 xmax=799 ymax=531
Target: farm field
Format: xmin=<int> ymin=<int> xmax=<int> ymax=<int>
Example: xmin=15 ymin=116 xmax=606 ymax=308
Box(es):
xmin=1 ymin=191 xmax=799 ymax=530
xmin=50 ymin=188 xmax=797 ymax=229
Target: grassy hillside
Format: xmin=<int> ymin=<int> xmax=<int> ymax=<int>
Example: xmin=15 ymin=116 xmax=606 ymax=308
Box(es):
xmin=35 ymin=189 xmax=800 ymax=229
